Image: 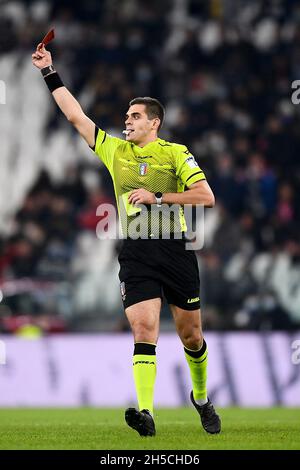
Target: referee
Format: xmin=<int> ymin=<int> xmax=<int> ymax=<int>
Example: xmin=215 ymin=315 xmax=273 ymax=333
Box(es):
xmin=32 ymin=43 xmax=221 ymax=436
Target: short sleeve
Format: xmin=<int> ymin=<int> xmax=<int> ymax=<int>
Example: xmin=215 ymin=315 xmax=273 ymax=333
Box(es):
xmin=174 ymin=145 xmax=206 ymax=187
xmin=92 ymin=127 xmax=123 ymax=173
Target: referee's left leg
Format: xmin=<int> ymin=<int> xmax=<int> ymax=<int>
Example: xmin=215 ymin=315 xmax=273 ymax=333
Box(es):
xmin=171 ymin=305 xmax=207 ymax=403
xmin=171 ymin=304 xmax=221 ymax=433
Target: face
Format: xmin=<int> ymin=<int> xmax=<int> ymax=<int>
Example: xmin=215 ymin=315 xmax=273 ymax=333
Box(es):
xmin=125 ymin=104 xmax=159 ymax=145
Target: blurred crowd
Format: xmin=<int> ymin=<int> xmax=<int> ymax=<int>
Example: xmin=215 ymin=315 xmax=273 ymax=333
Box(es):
xmin=0 ymin=0 xmax=300 ymax=332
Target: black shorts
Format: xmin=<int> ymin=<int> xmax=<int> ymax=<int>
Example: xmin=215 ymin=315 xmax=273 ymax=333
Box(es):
xmin=118 ymin=238 xmax=200 ymax=310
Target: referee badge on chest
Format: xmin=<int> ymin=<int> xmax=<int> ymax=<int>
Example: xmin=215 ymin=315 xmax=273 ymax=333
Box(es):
xmin=139 ymin=163 xmax=148 ymax=176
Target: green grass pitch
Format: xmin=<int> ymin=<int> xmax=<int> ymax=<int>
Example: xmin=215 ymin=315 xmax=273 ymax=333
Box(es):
xmin=0 ymin=408 xmax=299 ymax=450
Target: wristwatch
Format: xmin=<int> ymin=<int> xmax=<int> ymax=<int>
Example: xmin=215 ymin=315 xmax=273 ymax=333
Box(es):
xmin=154 ymin=192 xmax=163 ymax=207
xmin=41 ymin=64 xmax=56 ymax=77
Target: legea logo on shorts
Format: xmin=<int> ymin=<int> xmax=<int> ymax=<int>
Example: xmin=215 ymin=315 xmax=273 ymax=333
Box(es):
xmin=0 ymin=340 xmax=6 ymax=365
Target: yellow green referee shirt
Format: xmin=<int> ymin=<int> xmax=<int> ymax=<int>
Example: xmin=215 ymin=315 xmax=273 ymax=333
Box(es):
xmin=92 ymin=128 xmax=206 ymax=238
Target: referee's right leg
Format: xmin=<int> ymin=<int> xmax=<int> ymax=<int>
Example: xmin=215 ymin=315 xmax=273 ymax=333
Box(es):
xmin=118 ymin=239 xmax=161 ymax=434
xmin=124 ymin=298 xmax=160 ymax=436
xmin=125 ymin=298 xmax=161 ymax=416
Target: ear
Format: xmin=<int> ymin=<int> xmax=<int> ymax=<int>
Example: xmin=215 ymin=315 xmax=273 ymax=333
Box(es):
xmin=152 ymin=117 xmax=160 ymax=131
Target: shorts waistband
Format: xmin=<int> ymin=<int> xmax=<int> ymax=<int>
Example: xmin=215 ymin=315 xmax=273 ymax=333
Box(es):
xmin=122 ymin=232 xmax=186 ymax=241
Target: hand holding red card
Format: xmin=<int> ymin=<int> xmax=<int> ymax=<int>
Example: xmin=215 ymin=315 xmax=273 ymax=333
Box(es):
xmin=38 ymin=28 xmax=55 ymax=50
xmin=33 ymin=29 xmax=55 ymax=69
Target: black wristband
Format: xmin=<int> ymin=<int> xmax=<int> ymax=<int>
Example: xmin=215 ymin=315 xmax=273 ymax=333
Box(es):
xmin=44 ymin=72 xmax=64 ymax=93
xmin=41 ymin=65 xmax=56 ymax=77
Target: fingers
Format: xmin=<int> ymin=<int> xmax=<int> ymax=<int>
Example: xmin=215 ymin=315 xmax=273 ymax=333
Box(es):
xmin=32 ymin=51 xmax=44 ymax=60
xmin=128 ymin=190 xmax=139 ymax=204
xmin=32 ymin=44 xmax=50 ymax=68
xmin=128 ymin=189 xmax=151 ymax=205
xmin=128 ymin=197 xmax=140 ymax=205
xmin=128 ymin=196 xmax=138 ymax=204
xmin=131 ymin=197 xmax=141 ymax=205
xmin=32 ymin=47 xmax=50 ymax=62
xmin=36 ymin=43 xmax=47 ymax=56
xmin=129 ymin=193 xmax=144 ymax=205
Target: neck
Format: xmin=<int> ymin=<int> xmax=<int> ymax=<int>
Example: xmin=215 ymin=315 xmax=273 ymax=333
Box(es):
xmin=134 ymin=134 xmax=158 ymax=148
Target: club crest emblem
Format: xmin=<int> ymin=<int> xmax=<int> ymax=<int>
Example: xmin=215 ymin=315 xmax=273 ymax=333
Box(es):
xmin=139 ymin=163 xmax=148 ymax=176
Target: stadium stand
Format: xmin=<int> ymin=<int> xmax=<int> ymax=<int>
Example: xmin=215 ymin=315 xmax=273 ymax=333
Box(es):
xmin=0 ymin=0 xmax=299 ymax=332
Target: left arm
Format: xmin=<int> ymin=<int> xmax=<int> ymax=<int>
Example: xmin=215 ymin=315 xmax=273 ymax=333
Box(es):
xmin=128 ymin=180 xmax=215 ymax=207
xmin=161 ymin=180 xmax=215 ymax=207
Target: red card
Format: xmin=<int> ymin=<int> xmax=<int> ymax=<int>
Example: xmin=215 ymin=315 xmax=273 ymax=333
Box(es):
xmin=41 ymin=28 xmax=55 ymax=47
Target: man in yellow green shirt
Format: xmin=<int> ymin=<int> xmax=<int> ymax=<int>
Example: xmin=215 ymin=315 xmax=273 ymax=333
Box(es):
xmin=32 ymin=42 xmax=221 ymax=437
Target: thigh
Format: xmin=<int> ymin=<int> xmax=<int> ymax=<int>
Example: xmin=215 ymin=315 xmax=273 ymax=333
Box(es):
xmin=125 ymin=298 xmax=162 ymax=344
xmin=119 ymin=277 xmax=162 ymax=310
xmin=170 ymin=304 xmax=203 ymax=343
xmin=118 ymin=239 xmax=162 ymax=309
xmin=160 ymin=241 xmax=200 ymax=310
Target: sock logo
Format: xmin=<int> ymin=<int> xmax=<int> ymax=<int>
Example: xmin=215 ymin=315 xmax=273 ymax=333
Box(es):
xmin=133 ymin=361 xmax=155 ymax=365
xmin=188 ymin=357 xmax=207 ymax=364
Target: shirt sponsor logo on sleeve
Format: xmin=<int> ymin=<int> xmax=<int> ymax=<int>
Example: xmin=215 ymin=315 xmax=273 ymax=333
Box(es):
xmin=185 ymin=156 xmax=199 ymax=169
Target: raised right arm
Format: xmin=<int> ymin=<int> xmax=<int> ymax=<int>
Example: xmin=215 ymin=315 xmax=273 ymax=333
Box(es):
xmin=32 ymin=43 xmax=96 ymax=148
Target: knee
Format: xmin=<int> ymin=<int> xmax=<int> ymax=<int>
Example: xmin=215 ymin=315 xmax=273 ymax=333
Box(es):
xmin=132 ymin=321 xmax=156 ymax=343
xmin=181 ymin=329 xmax=203 ymax=351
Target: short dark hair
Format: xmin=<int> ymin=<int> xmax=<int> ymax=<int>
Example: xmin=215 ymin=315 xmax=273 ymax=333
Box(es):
xmin=129 ymin=97 xmax=165 ymax=131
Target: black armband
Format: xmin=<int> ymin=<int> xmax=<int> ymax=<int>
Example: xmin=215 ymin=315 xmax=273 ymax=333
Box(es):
xmin=43 ymin=71 xmax=64 ymax=93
